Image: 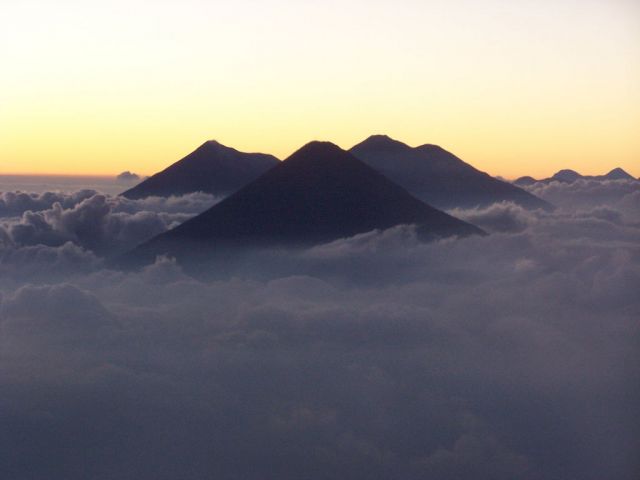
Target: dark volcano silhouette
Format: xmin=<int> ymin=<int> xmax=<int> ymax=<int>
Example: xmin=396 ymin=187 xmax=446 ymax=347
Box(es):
xmin=350 ymin=135 xmax=552 ymax=210
xmin=551 ymin=169 xmax=582 ymax=183
xmin=514 ymin=167 xmax=636 ymax=185
xmin=121 ymin=140 xmax=279 ymax=199
xmin=601 ymin=168 xmax=634 ymax=181
xmin=121 ymin=141 xmax=483 ymax=268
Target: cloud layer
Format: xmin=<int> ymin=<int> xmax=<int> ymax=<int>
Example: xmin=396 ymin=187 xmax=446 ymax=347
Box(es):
xmin=522 ymin=178 xmax=640 ymax=221
xmin=0 ymin=191 xmax=218 ymax=258
xmin=0 ymin=182 xmax=639 ymax=480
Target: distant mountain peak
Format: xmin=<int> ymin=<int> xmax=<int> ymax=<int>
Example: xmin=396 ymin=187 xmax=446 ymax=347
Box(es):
xmin=116 ymin=171 xmax=140 ymax=182
xmin=352 ymin=135 xmax=411 ymax=151
xmin=120 ymin=140 xmax=279 ymax=199
xmin=516 ymin=167 xmax=637 ymax=185
xmin=551 ymin=169 xmax=582 ymax=182
xmin=513 ymin=176 xmax=537 ymax=187
xmin=603 ymin=167 xmax=633 ymax=180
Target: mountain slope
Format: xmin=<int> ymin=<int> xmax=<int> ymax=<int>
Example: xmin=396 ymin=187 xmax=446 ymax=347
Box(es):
xmin=598 ymin=168 xmax=635 ymax=181
xmin=121 ymin=140 xmax=279 ymax=199
xmin=122 ymin=141 xmax=483 ymax=267
xmin=350 ymin=135 xmax=552 ymax=210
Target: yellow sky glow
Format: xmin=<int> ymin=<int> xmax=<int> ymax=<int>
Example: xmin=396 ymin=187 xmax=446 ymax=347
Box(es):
xmin=1 ymin=0 xmax=639 ymax=178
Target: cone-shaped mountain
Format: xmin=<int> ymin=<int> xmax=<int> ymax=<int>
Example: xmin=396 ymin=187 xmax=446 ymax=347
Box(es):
xmin=350 ymin=135 xmax=552 ymax=210
xmin=121 ymin=140 xmax=279 ymax=199
xmin=122 ymin=141 xmax=483 ymax=267
xmin=602 ymin=168 xmax=634 ymax=180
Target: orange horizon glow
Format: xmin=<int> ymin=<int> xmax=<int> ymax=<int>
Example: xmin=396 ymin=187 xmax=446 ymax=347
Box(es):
xmin=1 ymin=134 xmax=638 ymax=181
xmin=2 ymin=0 xmax=639 ymax=179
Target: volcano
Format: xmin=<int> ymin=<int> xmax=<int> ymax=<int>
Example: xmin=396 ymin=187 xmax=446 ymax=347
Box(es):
xmin=121 ymin=140 xmax=279 ymax=199
xmin=350 ymin=135 xmax=552 ymax=210
xmin=122 ymin=141 xmax=483 ymax=268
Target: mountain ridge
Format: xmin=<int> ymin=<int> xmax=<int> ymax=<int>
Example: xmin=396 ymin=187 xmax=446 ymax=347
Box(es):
xmin=119 ymin=141 xmax=484 ymax=269
xmin=514 ymin=167 xmax=636 ymax=186
xmin=350 ymin=135 xmax=552 ymax=210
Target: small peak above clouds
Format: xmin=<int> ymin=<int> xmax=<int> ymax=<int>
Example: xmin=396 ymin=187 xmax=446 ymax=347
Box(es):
xmin=116 ymin=171 xmax=140 ymax=182
xmin=513 ymin=176 xmax=537 ymax=187
xmin=551 ymin=169 xmax=582 ymax=182
xmin=603 ymin=167 xmax=634 ymax=180
xmin=515 ymin=167 xmax=637 ymax=185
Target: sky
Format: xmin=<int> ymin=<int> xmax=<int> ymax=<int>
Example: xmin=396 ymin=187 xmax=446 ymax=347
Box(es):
xmin=1 ymin=0 xmax=639 ymax=178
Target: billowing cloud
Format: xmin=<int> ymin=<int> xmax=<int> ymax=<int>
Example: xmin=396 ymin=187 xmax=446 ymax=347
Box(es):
xmin=0 ymin=190 xmax=217 ymax=217
xmin=1 ymin=283 xmax=116 ymax=337
xmin=0 ymin=189 xmax=97 ymax=216
xmin=0 ymin=184 xmax=638 ymax=480
xmin=0 ymin=242 xmax=101 ymax=286
xmin=523 ymin=178 xmax=640 ymax=220
xmin=0 ymin=191 xmax=218 ymax=257
xmin=448 ymin=202 xmax=535 ymax=233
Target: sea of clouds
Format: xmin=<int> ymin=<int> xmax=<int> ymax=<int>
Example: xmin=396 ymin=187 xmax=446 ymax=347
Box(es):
xmin=1 ymin=179 xmax=638 ymax=479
